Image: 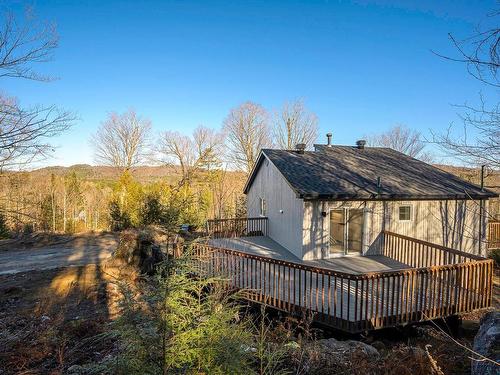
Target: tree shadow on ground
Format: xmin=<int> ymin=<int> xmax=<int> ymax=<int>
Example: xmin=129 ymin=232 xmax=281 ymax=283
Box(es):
xmin=0 ymin=235 xmax=135 ymax=374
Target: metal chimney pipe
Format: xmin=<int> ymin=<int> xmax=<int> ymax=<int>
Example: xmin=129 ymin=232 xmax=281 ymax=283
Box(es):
xmin=356 ymin=139 xmax=366 ymax=149
xmin=295 ymin=143 xmax=306 ymax=154
xmin=326 ymin=133 xmax=332 ymax=147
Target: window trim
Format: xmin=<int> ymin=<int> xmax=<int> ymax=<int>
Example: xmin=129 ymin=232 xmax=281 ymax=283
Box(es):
xmin=398 ymin=204 xmax=412 ymax=222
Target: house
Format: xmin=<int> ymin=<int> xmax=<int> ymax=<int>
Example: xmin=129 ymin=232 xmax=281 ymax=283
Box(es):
xmin=200 ymin=137 xmax=495 ymax=332
xmin=243 ymin=137 xmax=497 ymax=260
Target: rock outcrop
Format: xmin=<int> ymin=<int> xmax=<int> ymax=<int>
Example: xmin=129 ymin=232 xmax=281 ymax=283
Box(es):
xmin=299 ymin=337 xmax=380 ymax=373
xmin=472 ymin=311 xmax=500 ymax=375
xmin=113 ymin=227 xmax=181 ymax=273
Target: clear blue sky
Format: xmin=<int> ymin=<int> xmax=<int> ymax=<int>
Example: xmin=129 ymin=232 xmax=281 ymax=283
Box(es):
xmin=3 ymin=0 xmax=498 ymax=167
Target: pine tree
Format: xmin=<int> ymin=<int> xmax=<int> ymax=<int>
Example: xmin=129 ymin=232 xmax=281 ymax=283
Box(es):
xmin=0 ymin=212 xmax=9 ymax=238
xmin=100 ymin=255 xmax=253 ymax=374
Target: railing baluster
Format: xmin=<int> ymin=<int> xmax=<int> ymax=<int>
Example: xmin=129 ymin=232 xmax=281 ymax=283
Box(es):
xmin=365 ymin=277 xmax=370 ymax=327
xmin=309 ymin=270 xmax=313 ymax=311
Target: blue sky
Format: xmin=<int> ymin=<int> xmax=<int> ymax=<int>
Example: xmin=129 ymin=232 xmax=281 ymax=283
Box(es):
xmin=3 ymin=0 xmax=498 ymax=166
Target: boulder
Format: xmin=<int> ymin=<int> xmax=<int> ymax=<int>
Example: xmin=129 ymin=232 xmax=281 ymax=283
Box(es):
xmin=316 ymin=338 xmax=380 ymax=360
xmin=113 ymin=228 xmax=167 ymax=274
xmin=472 ymin=311 xmax=500 ymax=375
xmin=302 ymin=337 xmax=380 ymax=372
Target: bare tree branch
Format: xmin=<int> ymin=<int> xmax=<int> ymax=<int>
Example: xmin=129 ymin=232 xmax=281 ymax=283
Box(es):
xmin=157 ymin=125 xmax=224 ymax=184
xmin=0 ymin=9 xmax=74 ymax=171
xmin=223 ymin=101 xmax=272 ymax=174
xmin=431 ymin=97 xmax=500 ymax=168
xmin=272 ymin=99 xmax=318 ymax=150
xmin=0 ymin=94 xmax=74 ymax=170
xmin=0 ymin=8 xmax=58 ymax=82
xmin=432 ymin=10 xmax=499 ymax=87
xmin=431 ymin=9 xmax=499 ymax=168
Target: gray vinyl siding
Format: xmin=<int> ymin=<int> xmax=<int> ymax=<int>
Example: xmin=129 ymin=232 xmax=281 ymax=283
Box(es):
xmin=246 ymin=156 xmax=304 ymax=258
xmin=302 ymin=199 xmax=488 ymax=260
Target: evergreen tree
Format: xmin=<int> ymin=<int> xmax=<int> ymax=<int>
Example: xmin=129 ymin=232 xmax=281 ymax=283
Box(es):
xmin=109 ymin=200 xmax=132 ymax=231
xmin=0 ymin=212 xmax=9 ymax=238
xmin=96 ymin=256 xmax=253 ymax=374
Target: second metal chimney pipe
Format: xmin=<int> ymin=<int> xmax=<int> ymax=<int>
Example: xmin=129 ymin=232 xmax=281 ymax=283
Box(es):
xmin=326 ymin=133 xmax=332 ymax=146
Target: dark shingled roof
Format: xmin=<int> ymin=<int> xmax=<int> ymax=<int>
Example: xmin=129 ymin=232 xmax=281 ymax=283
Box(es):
xmin=243 ymin=146 xmax=498 ymax=200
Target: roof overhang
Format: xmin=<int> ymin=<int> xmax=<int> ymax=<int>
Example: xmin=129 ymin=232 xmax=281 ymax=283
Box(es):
xmin=301 ymin=193 xmax=497 ymax=201
xmin=243 ymin=151 xmax=266 ymax=195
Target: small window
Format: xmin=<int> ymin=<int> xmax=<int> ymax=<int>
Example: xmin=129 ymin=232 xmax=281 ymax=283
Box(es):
xmin=399 ymin=205 xmax=412 ymax=221
xmin=259 ymin=197 xmax=267 ymax=217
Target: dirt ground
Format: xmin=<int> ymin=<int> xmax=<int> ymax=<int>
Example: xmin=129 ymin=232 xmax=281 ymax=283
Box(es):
xmin=0 ymin=262 xmax=136 ymax=374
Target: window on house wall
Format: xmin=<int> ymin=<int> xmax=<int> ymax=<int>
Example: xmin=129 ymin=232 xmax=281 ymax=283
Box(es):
xmin=259 ymin=197 xmax=267 ymax=217
xmin=398 ymin=205 xmax=412 ymax=221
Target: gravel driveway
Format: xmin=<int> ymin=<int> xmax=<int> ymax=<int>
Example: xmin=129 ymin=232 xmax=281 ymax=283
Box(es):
xmin=0 ymin=233 xmax=118 ymax=275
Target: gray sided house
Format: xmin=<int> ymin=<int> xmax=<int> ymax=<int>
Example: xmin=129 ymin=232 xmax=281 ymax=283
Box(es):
xmin=244 ymin=142 xmax=497 ymax=260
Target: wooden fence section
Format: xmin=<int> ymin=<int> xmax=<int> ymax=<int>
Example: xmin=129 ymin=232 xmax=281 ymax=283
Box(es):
xmin=189 ymin=238 xmax=493 ymax=333
xmin=206 ymin=217 xmax=268 ymax=239
xmin=488 ymin=222 xmax=500 ymax=249
xmin=382 ymin=231 xmax=484 ymax=267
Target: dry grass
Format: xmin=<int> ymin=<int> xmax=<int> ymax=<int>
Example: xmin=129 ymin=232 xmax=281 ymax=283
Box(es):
xmin=0 ymin=263 xmax=137 ymax=374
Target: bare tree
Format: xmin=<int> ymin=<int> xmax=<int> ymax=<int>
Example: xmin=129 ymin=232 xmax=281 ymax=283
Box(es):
xmin=0 ymin=9 xmax=73 ymax=170
xmin=272 ymin=99 xmax=318 ymax=150
xmin=92 ymin=110 xmax=152 ymax=171
xmin=157 ymin=125 xmax=223 ymax=184
xmin=432 ymin=10 xmax=499 ymax=168
xmin=0 ymin=95 xmax=73 ymax=170
xmin=366 ymin=125 xmax=433 ymax=162
xmin=223 ymin=101 xmax=272 ymax=174
xmin=0 ymin=9 xmax=58 ymax=81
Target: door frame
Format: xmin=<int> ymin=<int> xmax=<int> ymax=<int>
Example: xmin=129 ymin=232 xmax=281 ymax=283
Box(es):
xmin=327 ymin=207 xmax=365 ymax=257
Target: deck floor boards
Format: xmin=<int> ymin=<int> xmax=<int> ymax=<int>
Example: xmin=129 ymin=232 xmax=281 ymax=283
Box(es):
xmin=208 ymin=236 xmax=410 ymax=274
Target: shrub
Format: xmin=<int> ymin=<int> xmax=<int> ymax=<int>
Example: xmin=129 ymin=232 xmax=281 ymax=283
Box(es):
xmin=100 ymin=255 xmax=253 ymax=374
xmin=22 ymin=223 xmax=33 ymax=235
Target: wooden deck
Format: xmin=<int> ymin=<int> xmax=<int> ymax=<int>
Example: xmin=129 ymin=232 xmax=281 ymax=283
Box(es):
xmin=196 ymin=218 xmax=494 ymax=333
xmin=209 ymin=236 xmax=410 ymax=274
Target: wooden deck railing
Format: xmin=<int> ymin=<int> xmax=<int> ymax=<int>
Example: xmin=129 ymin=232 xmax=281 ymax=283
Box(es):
xmin=206 ymin=217 xmax=268 ymax=239
xmin=186 ymin=233 xmax=493 ymax=333
xmin=488 ymin=222 xmax=500 ymax=249
xmin=382 ymin=231 xmax=484 ymax=267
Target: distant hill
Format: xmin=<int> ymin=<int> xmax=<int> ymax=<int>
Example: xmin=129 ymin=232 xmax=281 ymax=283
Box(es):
xmin=435 ymin=164 xmax=499 ymax=192
xmin=33 ymin=164 xmax=185 ymax=183
xmin=29 ymin=164 xmax=247 ymax=186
